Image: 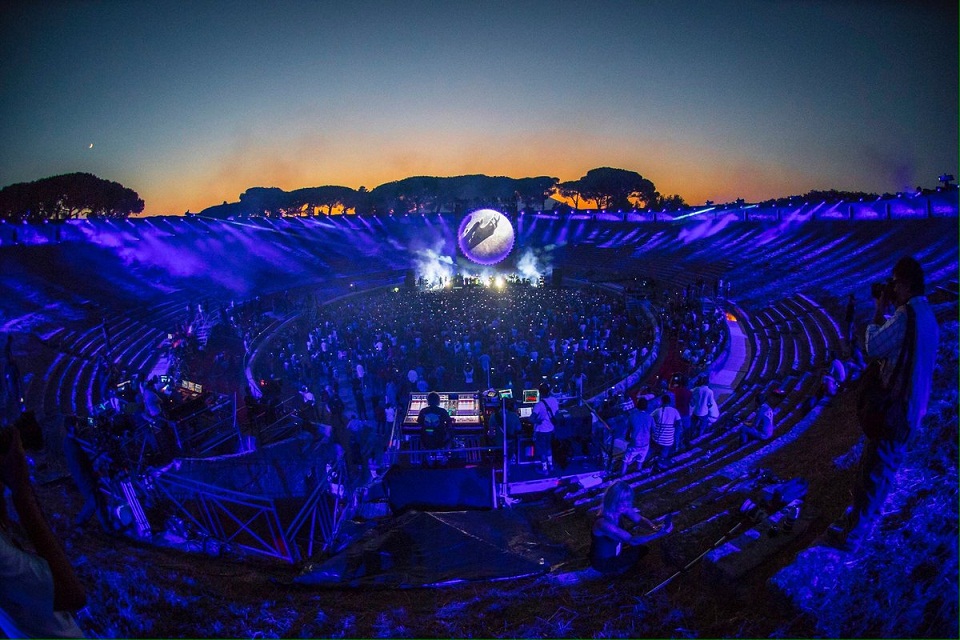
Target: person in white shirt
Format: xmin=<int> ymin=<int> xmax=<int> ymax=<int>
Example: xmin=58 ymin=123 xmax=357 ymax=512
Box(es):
xmin=832 ymin=257 xmax=938 ymax=553
xmin=689 ymin=376 xmax=716 ymax=439
xmin=621 ymin=397 xmax=654 ymax=475
xmin=650 ymin=394 xmax=680 ymax=468
xmin=739 ymin=393 xmax=775 ymax=445
xmin=531 ymin=383 xmax=559 ymax=474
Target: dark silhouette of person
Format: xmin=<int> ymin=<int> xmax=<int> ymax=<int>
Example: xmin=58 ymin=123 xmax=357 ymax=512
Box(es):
xmin=417 ymin=392 xmax=451 ymax=466
xmin=1 ymin=428 xmax=87 ymax=637
xmin=464 ymin=214 xmax=499 ymax=250
xmin=62 ymin=417 xmax=111 ymax=531
xmin=830 ymin=256 xmax=938 ymax=552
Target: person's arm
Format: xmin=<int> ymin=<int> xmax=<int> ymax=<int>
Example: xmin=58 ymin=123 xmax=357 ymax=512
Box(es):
xmin=622 ymin=507 xmax=657 ymax=530
xmin=595 ymin=515 xmax=634 ymax=543
xmin=2 ymin=430 xmax=87 ymax=611
xmin=865 ymin=300 xmax=905 ymax=361
xmin=628 ymin=515 xmax=673 ymax=545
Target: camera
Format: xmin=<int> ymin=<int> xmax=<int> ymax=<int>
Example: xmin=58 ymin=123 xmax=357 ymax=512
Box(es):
xmin=871 ymin=280 xmax=894 ymax=300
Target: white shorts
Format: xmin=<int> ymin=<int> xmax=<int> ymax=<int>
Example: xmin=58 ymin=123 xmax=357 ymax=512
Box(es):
xmin=623 ymin=444 xmax=650 ymax=467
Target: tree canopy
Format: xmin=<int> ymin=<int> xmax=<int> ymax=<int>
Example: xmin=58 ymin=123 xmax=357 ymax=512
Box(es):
xmin=0 ymin=173 xmax=144 ymax=222
xmin=194 ymin=168 xmax=695 ymax=218
xmin=200 ymin=174 xmax=562 ymax=218
xmin=556 ymin=167 xmax=687 ymax=211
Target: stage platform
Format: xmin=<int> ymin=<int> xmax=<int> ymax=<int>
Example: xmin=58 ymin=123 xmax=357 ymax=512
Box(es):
xmin=504 ymin=456 xmax=606 ymax=497
xmin=380 ymin=454 xmax=608 ymax=509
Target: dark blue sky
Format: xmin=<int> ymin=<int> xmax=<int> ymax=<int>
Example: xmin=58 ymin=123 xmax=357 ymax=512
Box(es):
xmin=1 ymin=0 xmax=956 ymax=214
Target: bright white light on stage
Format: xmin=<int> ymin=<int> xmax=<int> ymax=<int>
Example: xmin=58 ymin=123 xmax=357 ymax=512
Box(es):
xmin=517 ymin=248 xmax=546 ymax=284
xmin=495 ymin=276 xmax=505 ymax=288
xmin=414 ymin=244 xmax=455 ymax=289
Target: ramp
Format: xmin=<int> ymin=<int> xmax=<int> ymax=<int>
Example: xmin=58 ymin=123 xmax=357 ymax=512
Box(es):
xmin=295 ymin=509 xmax=556 ymax=588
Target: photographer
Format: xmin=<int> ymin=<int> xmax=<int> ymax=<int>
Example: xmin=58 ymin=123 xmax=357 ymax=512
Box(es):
xmin=1 ymin=428 xmax=86 ymax=637
xmin=831 ymin=257 xmax=938 ymax=552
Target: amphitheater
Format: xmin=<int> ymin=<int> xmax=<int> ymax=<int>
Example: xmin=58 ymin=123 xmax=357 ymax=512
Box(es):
xmin=0 ymin=198 xmax=957 ymax=638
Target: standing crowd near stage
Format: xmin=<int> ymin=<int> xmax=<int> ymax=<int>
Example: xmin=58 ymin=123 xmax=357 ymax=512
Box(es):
xmin=238 ymin=284 xmax=662 ymax=474
xmin=90 ymin=268 xmax=869 ymax=485
xmin=259 ymin=284 xmax=654 ymax=415
xmin=86 ymin=270 xmax=773 ymax=486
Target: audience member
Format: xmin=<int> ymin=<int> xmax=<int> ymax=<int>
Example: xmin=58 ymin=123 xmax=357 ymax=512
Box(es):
xmin=0 ymin=429 xmax=86 ymax=638
xmin=590 ymin=481 xmax=672 ymax=575
xmin=650 ymin=394 xmax=680 ymax=469
xmin=621 ymin=397 xmax=653 ymax=475
xmin=739 ymin=393 xmax=774 ymax=445
xmin=62 ymin=417 xmax=111 ymax=532
xmin=689 ymin=375 xmax=713 ymax=439
xmin=828 ymin=350 xmax=847 ymax=386
xmin=383 ymin=403 xmax=397 ymax=436
xmin=671 ymin=376 xmax=692 ymax=448
xmin=844 ymin=292 xmax=856 ymax=344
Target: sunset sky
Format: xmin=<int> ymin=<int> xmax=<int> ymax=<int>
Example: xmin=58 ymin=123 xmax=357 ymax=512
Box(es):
xmin=1 ymin=0 xmax=956 ymax=216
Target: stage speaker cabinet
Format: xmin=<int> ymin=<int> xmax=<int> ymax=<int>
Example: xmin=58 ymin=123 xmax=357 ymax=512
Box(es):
xmin=405 ymin=269 xmax=416 ymax=289
xmin=552 ymin=268 xmax=563 ymax=289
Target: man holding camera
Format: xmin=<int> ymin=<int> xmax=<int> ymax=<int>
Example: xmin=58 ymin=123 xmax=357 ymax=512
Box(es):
xmin=831 ymin=256 xmax=938 ymax=552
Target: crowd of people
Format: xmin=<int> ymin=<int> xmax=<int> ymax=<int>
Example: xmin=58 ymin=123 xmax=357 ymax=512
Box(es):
xmin=251 ymin=284 xmax=657 ymax=458
xmin=262 ymin=284 xmax=653 ymax=400
xmin=601 ymin=374 xmax=722 ymax=476
xmin=661 ymin=286 xmax=729 ymax=371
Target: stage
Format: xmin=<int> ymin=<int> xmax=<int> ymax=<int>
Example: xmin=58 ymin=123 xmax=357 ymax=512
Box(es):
xmin=503 ymin=455 xmax=606 ymax=497
xmin=380 ymin=450 xmax=608 ymax=510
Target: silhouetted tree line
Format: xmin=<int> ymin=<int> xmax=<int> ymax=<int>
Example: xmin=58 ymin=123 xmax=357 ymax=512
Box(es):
xmin=0 ymin=173 xmax=144 ymax=222
xmin=197 ymin=168 xmax=688 ymax=218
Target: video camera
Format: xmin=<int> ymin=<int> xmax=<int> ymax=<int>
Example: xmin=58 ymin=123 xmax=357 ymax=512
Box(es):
xmin=871 ymin=280 xmax=895 ymax=300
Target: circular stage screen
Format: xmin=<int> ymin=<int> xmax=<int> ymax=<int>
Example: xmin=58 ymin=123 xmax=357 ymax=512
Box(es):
xmin=457 ymin=209 xmax=515 ymax=266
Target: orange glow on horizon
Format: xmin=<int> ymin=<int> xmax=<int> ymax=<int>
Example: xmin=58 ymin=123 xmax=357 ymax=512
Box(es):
xmin=134 ymin=136 xmax=824 ymax=216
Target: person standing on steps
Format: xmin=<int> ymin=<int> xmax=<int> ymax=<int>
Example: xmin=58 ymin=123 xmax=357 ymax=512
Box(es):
xmin=650 ymin=394 xmax=680 ymax=470
xmin=831 ymin=256 xmax=938 ymax=552
xmin=531 ymin=382 xmax=559 ymax=474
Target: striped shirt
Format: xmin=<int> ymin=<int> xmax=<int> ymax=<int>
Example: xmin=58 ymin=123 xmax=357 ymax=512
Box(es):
xmin=650 ymin=405 xmax=680 ymax=446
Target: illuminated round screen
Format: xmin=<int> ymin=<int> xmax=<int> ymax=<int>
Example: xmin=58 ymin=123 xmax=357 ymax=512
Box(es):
xmin=457 ymin=209 xmax=515 ymax=265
